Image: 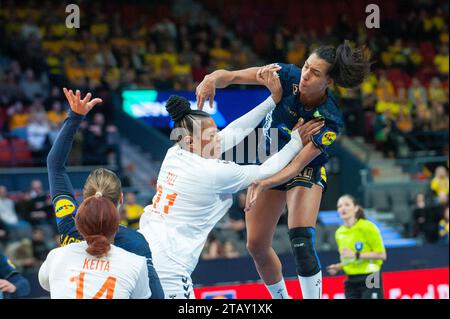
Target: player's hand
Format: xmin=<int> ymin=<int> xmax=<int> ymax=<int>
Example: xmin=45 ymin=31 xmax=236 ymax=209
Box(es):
xmin=256 ymin=64 xmax=283 ymax=104
xmin=196 ymin=75 xmax=216 ymax=110
xmin=326 ymin=264 xmax=341 ymax=276
xmin=0 ymin=279 xmax=17 ymax=293
xmin=63 ymin=88 xmax=103 ymax=116
xmin=245 ymin=180 xmax=268 ymax=212
xmin=256 ymin=63 xmax=282 ymax=85
xmin=294 ymin=118 xmax=324 ymax=146
xmin=340 ymin=248 xmax=356 ymax=260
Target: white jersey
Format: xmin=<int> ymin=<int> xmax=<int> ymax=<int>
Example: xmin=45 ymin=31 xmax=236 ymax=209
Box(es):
xmin=38 ymin=241 xmax=151 ymax=299
xmin=139 ymin=97 xmax=303 ymax=274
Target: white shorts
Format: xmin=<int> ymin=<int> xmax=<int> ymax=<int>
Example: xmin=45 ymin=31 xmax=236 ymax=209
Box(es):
xmin=152 ymin=250 xmax=196 ymax=299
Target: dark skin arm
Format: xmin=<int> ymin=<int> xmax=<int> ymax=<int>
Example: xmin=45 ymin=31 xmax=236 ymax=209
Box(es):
xmin=245 ymin=143 xmax=321 ymax=211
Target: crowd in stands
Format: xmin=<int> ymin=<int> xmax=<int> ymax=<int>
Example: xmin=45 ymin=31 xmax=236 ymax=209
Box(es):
xmin=411 ymin=165 xmax=449 ymax=244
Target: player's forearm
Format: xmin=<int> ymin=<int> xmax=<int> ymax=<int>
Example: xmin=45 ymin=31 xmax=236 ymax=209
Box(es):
xmin=260 ymin=143 xmax=321 ymax=189
xmin=220 ymin=96 xmax=276 ymax=153
xmin=207 ymin=67 xmax=260 ymax=88
xmin=47 ymin=111 xmax=83 ymax=200
xmin=255 ymin=137 xmax=303 ymax=181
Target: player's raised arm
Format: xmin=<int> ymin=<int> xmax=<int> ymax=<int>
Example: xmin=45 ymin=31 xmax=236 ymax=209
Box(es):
xmin=47 ymin=89 xmax=102 ymax=226
xmin=218 ymin=69 xmax=283 ymax=153
xmin=196 ymin=64 xmax=282 ymax=110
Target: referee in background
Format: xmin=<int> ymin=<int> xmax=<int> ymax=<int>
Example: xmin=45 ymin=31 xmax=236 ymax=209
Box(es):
xmin=327 ymin=195 xmax=387 ymax=299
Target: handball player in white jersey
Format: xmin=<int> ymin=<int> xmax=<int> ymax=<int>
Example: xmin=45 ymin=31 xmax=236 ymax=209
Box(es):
xmin=138 ymin=68 xmax=324 ymax=299
xmin=39 ymin=193 xmax=151 ymax=299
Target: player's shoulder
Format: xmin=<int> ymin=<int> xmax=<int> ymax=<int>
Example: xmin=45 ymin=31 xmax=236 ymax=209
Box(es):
xmin=110 ymin=244 xmax=147 ymax=266
xmin=46 ymin=244 xmax=74 ymax=260
xmin=317 ymin=90 xmax=344 ymax=130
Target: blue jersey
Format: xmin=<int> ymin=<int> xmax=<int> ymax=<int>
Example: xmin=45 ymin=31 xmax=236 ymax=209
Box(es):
xmin=266 ymin=63 xmax=344 ymax=166
xmin=0 ymin=253 xmax=30 ymax=298
xmin=47 ymin=111 xmax=164 ymax=299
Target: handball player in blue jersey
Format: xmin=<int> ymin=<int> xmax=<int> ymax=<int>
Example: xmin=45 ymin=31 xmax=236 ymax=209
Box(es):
xmin=46 ymin=89 xmax=164 ymax=299
xmin=196 ymin=40 xmax=371 ymax=299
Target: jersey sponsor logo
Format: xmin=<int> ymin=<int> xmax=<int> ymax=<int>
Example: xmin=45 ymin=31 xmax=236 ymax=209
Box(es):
xmin=355 ymin=241 xmax=364 ymax=251
xmin=7 ymin=258 xmax=16 ymax=269
xmin=292 ymin=83 xmax=299 ymax=95
xmin=322 ymin=131 xmax=337 ymax=146
xmin=313 ymin=110 xmax=325 ymax=120
xmin=55 ymin=197 xmax=77 ymax=218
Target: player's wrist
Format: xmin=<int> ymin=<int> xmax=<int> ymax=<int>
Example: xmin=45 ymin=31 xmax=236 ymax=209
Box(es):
xmin=290 ymin=130 xmax=303 ymax=149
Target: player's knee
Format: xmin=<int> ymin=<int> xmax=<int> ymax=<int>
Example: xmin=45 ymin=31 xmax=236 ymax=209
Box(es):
xmin=288 ymin=227 xmax=321 ymax=276
xmin=246 ymin=238 xmax=270 ymax=261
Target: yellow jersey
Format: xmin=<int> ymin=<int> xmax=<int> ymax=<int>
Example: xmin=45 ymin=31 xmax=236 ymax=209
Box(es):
xmin=335 ymin=219 xmax=385 ymax=275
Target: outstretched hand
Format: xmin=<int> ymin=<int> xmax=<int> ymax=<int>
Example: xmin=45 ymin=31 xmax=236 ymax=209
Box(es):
xmin=63 ymin=88 xmax=103 ymax=116
xmin=245 ymin=180 xmax=268 ymax=212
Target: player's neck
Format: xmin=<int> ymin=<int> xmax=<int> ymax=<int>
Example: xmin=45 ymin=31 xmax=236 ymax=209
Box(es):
xmin=300 ymin=90 xmax=327 ymax=110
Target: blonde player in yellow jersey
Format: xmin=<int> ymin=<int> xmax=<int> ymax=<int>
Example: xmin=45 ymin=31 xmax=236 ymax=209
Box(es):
xmin=327 ymin=194 xmax=387 ymax=299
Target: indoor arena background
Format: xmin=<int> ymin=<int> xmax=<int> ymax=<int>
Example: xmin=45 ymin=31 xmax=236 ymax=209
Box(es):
xmin=0 ymin=0 xmax=448 ymax=299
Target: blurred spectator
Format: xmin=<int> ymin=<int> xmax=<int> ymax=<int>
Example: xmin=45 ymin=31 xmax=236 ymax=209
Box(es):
xmin=8 ymin=102 xmax=29 ymax=140
xmin=222 ymin=192 xmax=246 ymax=240
xmin=19 ymin=68 xmax=47 ymax=102
xmin=0 ymin=186 xmax=32 ymax=241
xmin=27 ymin=180 xmax=53 ymax=229
xmin=119 ymin=164 xmax=134 ymax=188
xmin=201 ymin=232 xmax=223 ymax=260
xmin=428 ymin=77 xmax=448 ymax=105
xmin=122 ymin=192 xmax=144 ymax=230
xmin=46 ymin=101 xmax=67 ymax=128
xmin=430 ymin=166 xmax=449 ymax=205
xmin=412 ymin=193 xmax=427 ymax=238
xmin=430 ymin=102 xmax=449 ymax=132
xmin=5 ymin=239 xmax=36 ymax=269
xmin=31 ymin=228 xmax=52 ymax=262
xmin=154 ymin=59 xmax=174 ymax=90
xmin=438 ymin=205 xmax=449 ymax=244
xmin=26 ymin=110 xmax=51 ymax=164
xmin=408 ymin=78 xmax=428 ymax=108
xmin=434 ymin=45 xmax=449 ymax=80
xmin=82 ymin=113 xmax=108 ymax=165
xmin=223 ymin=240 xmax=240 ymax=259
xmin=0 ymin=186 xmax=20 ymax=228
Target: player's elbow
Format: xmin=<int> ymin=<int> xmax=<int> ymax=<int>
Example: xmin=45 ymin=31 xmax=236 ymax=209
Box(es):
xmin=379 ymin=251 xmax=387 ymax=261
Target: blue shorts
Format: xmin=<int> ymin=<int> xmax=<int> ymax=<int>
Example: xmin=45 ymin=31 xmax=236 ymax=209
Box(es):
xmin=272 ymin=165 xmax=328 ymax=192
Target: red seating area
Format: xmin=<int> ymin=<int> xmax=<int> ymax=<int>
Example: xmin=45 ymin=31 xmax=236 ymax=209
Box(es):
xmin=205 ymin=0 xmax=395 ymax=34
xmin=0 ymin=138 xmax=33 ymax=167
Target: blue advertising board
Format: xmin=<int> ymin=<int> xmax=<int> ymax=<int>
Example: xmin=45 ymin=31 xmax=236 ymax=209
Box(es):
xmin=122 ymin=89 xmax=271 ymax=128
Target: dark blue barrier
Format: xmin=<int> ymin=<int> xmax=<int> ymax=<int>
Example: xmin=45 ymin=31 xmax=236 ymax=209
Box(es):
xmin=0 ymin=166 xmax=114 ymax=192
